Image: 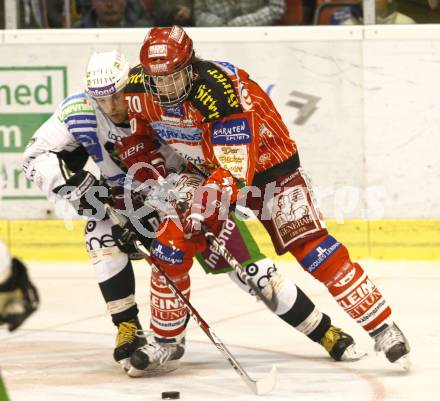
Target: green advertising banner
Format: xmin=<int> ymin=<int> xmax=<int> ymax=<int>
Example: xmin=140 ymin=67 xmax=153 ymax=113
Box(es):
xmin=0 ymin=67 xmax=67 ymax=202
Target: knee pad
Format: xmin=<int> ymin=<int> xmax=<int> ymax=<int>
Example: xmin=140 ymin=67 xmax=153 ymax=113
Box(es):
xmin=228 ymin=257 xmax=277 ymax=293
xmin=227 ymin=258 xmax=298 ymax=315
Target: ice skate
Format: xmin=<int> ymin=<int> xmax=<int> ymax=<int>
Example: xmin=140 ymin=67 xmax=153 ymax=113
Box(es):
xmin=320 ymin=325 xmax=366 ymax=361
xmin=113 ymin=318 xmax=146 ymax=371
xmin=128 ymin=334 xmax=185 ymax=377
xmin=373 ymin=322 xmax=410 ymax=370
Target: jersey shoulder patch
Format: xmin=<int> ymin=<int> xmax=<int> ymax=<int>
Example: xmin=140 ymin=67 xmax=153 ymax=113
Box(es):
xmin=58 ymin=92 xmax=95 ymax=123
xmin=209 ymin=60 xmax=238 ymax=77
xmin=188 ymin=61 xmax=242 ymax=122
xmin=125 ymin=64 xmax=145 ymax=94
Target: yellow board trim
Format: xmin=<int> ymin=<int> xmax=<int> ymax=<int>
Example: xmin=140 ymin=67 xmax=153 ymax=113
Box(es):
xmin=0 ymin=220 xmax=89 ymax=261
xmin=0 ymin=219 xmax=439 ymax=261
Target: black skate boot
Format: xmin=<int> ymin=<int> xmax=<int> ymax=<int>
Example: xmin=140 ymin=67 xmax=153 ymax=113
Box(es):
xmin=113 ymin=317 xmax=146 ymax=371
xmin=320 ymin=325 xmax=365 ymax=361
xmin=128 ymin=334 xmax=185 ymax=377
xmin=373 ymin=322 xmax=410 ymax=370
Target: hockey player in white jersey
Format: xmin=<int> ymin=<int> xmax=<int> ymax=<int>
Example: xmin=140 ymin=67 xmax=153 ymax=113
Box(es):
xmin=23 ymin=50 xmax=363 ymax=375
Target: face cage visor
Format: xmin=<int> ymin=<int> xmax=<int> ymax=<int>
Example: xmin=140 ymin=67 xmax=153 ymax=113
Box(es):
xmin=143 ymin=64 xmax=193 ymax=106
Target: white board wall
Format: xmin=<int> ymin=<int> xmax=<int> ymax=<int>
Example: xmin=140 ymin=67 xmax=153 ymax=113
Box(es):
xmin=0 ymin=26 xmax=438 ymax=219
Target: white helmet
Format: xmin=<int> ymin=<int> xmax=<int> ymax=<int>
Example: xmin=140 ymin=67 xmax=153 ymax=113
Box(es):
xmin=0 ymin=240 xmax=12 ymax=284
xmin=85 ymin=50 xmax=130 ymax=98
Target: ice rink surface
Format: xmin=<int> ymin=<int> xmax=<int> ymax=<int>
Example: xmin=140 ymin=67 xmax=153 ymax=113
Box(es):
xmin=1 ymin=258 xmax=438 ymax=401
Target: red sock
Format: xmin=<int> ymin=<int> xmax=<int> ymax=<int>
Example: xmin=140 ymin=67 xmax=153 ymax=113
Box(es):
xmin=291 ymin=234 xmax=392 ymax=333
xmin=150 ymin=269 xmax=190 ymax=338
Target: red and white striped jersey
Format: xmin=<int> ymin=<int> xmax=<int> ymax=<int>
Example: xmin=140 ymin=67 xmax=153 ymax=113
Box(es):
xmin=124 ymin=60 xmax=297 ymax=185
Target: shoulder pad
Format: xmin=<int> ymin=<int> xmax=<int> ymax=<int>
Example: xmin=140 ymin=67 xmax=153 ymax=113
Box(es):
xmin=209 ymin=60 xmax=238 ymax=77
xmin=125 ymin=64 xmax=145 ymax=94
xmin=58 ymin=92 xmax=95 ymax=123
xmin=188 ymin=61 xmax=242 ymax=122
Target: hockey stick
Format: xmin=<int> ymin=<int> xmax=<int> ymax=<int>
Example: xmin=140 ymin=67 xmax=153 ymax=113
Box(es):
xmin=105 ymin=204 xmax=277 ymax=395
xmin=143 ymin=169 xmax=277 ymax=310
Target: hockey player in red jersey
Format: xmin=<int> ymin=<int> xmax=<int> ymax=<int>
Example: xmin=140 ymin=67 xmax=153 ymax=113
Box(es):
xmin=118 ymin=26 xmax=410 ymax=370
xmin=24 ymin=50 xmax=367 ymax=378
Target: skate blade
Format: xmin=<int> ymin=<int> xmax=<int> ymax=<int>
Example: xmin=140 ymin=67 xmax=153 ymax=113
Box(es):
xmin=395 ymin=354 xmax=411 ymax=371
xmin=117 ymin=358 xmax=131 ymax=372
xmin=340 ymin=344 xmax=368 ymax=361
xmin=127 ymin=360 xmax=180 ymax=378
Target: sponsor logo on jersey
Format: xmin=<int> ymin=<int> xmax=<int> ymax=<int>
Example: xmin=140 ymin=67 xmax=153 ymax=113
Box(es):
xmin=160 ymin=115 xmax=180 ymax=124
xmin=161 ymin=141 xmax=206 ymax=165
xmin=151 ymin=121 xmax=202 ymax=142
xmin=59 ymin=100 xmax=94 ymax=122
xmin=191 ymin=65 xmax=241 ymax=121
xmin=206 ymin=68 xmax=240 ymax=109
xmin=182 ymin=154 xmax=205 ymax=164
xmin=87 ymin=83 xmax=116 ymax=97
xmin=127 ymin=71 xmax=144 ymax=84
xmin=164 ymin=105 xmax=184 ymax=118
xmin=300 ymin=236 xmax=341 ymax=273
xmin=212 ymin=118 xmax=251 ymax=145
xmin=216 ymin=146 xmax=246 ymax=174
xmin=160 ymin=115 xmax=194 ymax=127
xmin=151 ymin=240 xmax=184 ymax=265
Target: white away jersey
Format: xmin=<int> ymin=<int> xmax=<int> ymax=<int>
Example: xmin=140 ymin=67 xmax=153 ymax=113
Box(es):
xmin=23 ymin=92 xmax=133 ymax=201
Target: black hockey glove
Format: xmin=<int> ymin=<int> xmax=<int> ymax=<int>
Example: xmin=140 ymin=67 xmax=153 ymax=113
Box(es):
xmin=0 ymin=258 xmax=40 ymax=332
xmin=111 ymin=205 xmax=161 ymax=256
xmin=53 ymin=170 xmax=109 ymax=219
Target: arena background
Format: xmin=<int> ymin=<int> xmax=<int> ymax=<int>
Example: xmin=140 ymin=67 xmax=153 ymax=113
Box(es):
xmin=1 ymin=25 xmax=439 ymax=261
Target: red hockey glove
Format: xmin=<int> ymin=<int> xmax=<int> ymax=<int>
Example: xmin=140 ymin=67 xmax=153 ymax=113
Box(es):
xmin=182 ymin=168 xmax=239 ymax=239
xmin=116 ymin=135 xmax=167 ymax=183
xmin=205 ymin=168 xmax=240 ymax=204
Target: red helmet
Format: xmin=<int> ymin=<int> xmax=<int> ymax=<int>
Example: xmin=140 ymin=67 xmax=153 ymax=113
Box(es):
xmin=140 ymin=26 xmax=195 ymax=106
xmin=140 ymin=26 xmax=193 ymax=76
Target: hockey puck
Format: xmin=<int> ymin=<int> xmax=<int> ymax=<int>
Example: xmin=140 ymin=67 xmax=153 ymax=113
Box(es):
xmin=161 ymin=391 xmax=180 ymax=399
